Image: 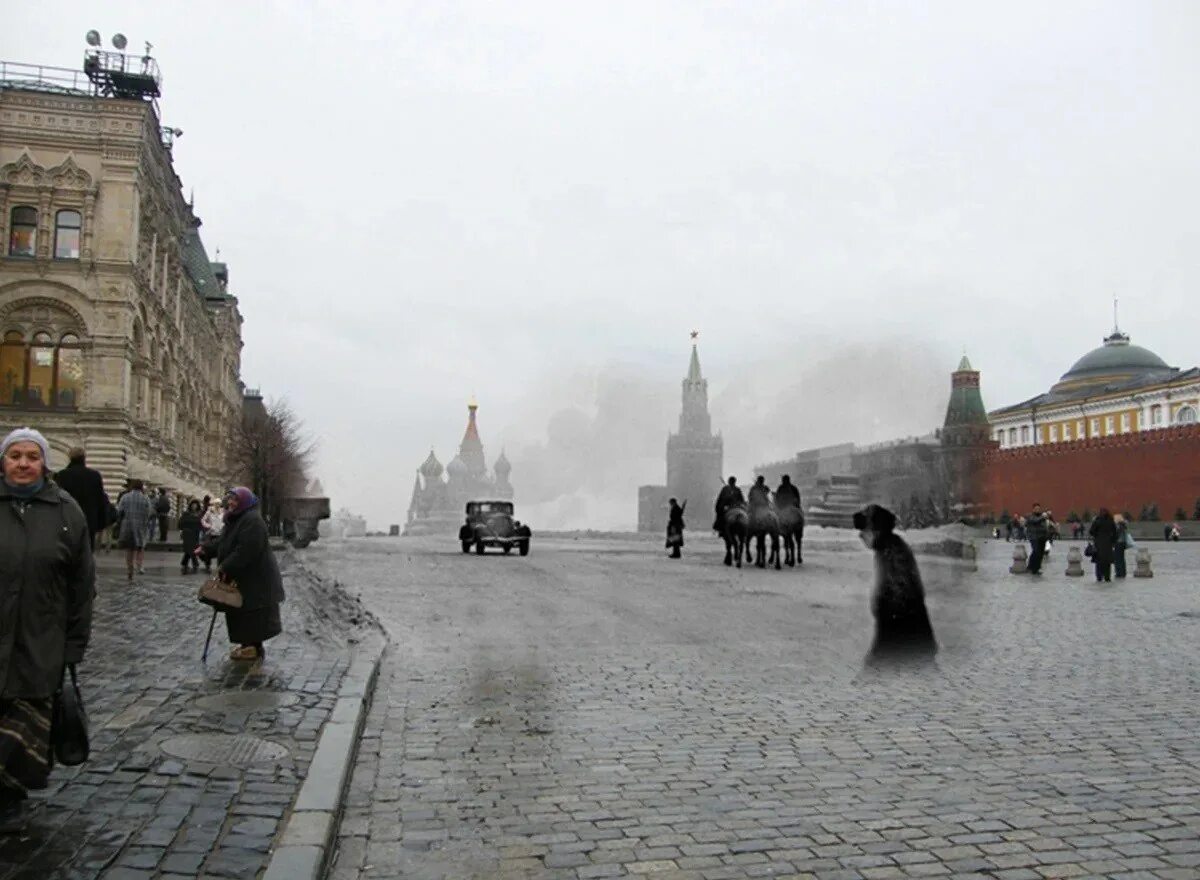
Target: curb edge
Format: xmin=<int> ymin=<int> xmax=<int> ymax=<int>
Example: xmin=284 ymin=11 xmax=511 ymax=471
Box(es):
xmin=261 ymin=631 xmax=386 ymax=880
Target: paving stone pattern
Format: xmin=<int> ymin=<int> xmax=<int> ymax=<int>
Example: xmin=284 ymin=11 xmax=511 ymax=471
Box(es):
xmin=323 ymin=534 xmax=1200 ymax=879
xmin=0 ymin=551 xmax=371 ymax=880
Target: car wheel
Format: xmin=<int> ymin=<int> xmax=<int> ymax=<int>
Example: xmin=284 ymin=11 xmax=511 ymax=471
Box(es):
xmin=475 ymin=540 xmax=485 ymax=555
xmin=461 ymin=540 xmax=471 ymax=553
xmin=519 ymin=540 xmax=530 ymax=557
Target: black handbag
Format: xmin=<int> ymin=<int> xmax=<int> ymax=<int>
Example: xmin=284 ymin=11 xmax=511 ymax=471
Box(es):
xmin=1084 ymin=542 xmax=1095 ymax=558
xmin=51 ymin=663 xmax=89 ymax=766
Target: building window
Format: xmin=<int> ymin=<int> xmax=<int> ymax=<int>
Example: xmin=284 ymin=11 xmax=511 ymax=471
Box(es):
xmin=1151 ymin=405 xmax=1162 ymax=427
xmin=1020 ymin=426 xmax=1030 ymax=444
xmin=1104 ymin=415 xmax=1114 ymax=435
xmin=8 ymin=206 xmax=37 ymax=256
xmin=0 ymin=331 xmax=85 ymax=408
xmin=1076 ymin=419 xmax=1085 ymax=438
xmin=1121 ymin=412 xmax=1131 ymax=433
xmin=1177 ymin=405 xmax=1197 ymax=425
xmin=1090 ymin=418 xmax=1099 ymax=437
xmin=1049 ymin=425 xmax=1058 ymax=442
xmin=54 ymin=210 xmax=81 ymax=259
xmin=1063 ymin=423 xmax=1072 ymax=441
xmin=1008 ymin=428 xmax=1017 ymax=445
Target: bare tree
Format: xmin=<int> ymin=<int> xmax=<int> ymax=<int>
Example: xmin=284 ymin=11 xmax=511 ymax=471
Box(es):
xmin=229 ymin=397 xmax=316 ymax=535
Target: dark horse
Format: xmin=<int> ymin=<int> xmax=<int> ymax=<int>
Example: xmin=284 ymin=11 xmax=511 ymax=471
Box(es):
xmin=748 ymin=506 xmax=781 ymax=570
xmin=722 ymin=504 xmax=750 ymax=568
xmin=777 ymin=506 xmax=805 ymax=567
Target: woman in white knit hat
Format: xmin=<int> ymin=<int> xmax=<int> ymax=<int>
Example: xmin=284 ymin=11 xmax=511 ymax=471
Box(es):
xmin=0 ymin=427 xmax=95 ymax=832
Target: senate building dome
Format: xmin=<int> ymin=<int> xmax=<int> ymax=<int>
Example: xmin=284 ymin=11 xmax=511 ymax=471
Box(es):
xmin=1052 ymin=330 xmax=1172 ymax=393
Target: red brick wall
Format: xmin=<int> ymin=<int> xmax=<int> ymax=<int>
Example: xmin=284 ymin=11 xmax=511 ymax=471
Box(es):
xmin=978 ymin=425 xmax=1200 ymax=519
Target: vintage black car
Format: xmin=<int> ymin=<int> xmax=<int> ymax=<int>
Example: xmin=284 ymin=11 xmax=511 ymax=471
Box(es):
xmin=459 ymin=500 xmax=532 ymax=555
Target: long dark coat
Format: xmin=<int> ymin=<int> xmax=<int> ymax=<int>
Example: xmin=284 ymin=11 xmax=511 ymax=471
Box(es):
xmin=179 ymin=510 xmax=202 ymax=554
xmin=1089 ymin=514 xmax=1117 ymax=566
xmin=868 ymin=532 xmax=937 ymax=662
xmin=666 ymin=502 xmax=686 ymax=548
xmin=217 ymin=508 xmax=285 ymax=645
xmin=0 ymin=482 xmax=95 ymax=698
xmin=54 ymin=461 xmax=109 ymax=538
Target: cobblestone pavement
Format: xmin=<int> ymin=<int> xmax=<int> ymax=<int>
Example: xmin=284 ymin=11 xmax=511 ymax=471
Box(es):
xmin=321 ymin=532 xmax=1200 ymax=879
xmin=0 ymin=549 xmax=373 ymax=880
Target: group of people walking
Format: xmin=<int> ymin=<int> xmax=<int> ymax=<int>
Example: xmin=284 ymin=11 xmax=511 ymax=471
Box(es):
xmin=0 ymin=427 xmax=287 ymax=831
xmin=1021 ymin=503 xmax=1137 ymax=582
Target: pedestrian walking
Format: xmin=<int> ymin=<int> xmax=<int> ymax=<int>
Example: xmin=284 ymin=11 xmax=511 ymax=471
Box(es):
xmin=179 ymin=500 xmax=203 ymax=575
xmin=200 ymin=500 xmax=224 ymax=574
xmin=1024 ymin=504 xmax=1052 ymax=575
xmin=665 ymin=498 xmax=686 ymax=559
xmin=116 ymin=480 xmax=153 ymax=581
xmin=198 ymin=487 xmax=285 ymax=661
xmin=53 ymin=448 xmax=109 ymax=548
xmin=1113 ymin=514 xmax=1134 ymax=578
xmin=853 ymin=504 xmax=937 ymax=666
xmin=1089 ymin=507 xmax=1117 ymax=583
xmin=0 ymin=428 xmax=95 ymax=833
xmin=154 ymin=488 xmax=172 ymax=542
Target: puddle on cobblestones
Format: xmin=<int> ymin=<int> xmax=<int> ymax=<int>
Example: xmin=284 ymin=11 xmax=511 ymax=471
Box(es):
xmin=158 ymin=733 xmax=290 ymax=766
xmin=193 ymin=691 xmax=301 ymax=713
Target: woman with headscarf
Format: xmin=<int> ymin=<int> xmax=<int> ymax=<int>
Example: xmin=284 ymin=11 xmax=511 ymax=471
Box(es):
xmin=1088 ymin=507 xmax=1117 ymax=583
xmin=852 ymin=503 xmax=937 ymax=665
xmin=200 ymin=487 xmax=285 ymax=661
xmin=0 ymin=428 xmax=94 ymax=832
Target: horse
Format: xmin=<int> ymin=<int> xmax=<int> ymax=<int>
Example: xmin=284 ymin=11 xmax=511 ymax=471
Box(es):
xmin=777 ymin=505 xmax=805 ymax=567
xmin=721 ymin=504 xmax=750 ymax=568
xmin=748 ymin=505 xmax=781 ymax=570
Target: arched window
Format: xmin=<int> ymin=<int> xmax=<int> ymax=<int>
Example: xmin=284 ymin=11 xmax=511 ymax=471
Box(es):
xmin=54 ymin=210 xmax=82 ymax=259
xmin=56 ymin=334 xmax=84 ymax=407
xmin=0 ymin=331 xmax=85 ymax=409
xmin=1177 ymin=405 xmax=1197 ymax=425
xmin=1150 ymin=405 xmax=1163 ymax=427
xmin=0 ymin=332 xmax=25 ymax=404
xmin=8 ymin=206 xmax=37 ymax=256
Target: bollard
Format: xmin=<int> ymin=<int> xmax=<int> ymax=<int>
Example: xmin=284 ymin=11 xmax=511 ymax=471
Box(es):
xmin=961 ymin=541 xmax=978 ymax=572
xmin=1010 ymin=543 xmax=1028 ymax=574
xmin=1133 ymin=547 xmax=1153 ymax=578
xmin=1065 ymin=546 xmax=1084 ymax=577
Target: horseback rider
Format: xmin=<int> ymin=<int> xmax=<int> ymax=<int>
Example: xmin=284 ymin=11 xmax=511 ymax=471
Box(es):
xmin=774 ymin=474 xmax=801 ymax=511
xmin=713 ymin=476 xmax=745 ymax=533
xmin=747 ymin=475 xmax=771 ymax=512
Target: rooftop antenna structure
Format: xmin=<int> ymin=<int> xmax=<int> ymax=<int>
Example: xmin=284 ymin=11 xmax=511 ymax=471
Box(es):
xmin=83 ymin=29 xmax=160 ymax=100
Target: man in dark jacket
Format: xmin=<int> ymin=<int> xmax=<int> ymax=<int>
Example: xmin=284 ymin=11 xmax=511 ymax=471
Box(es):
xmin=154 ymin=488 xmax=172 ymax=542
xmin=54 ymin=448 xmax=109 ymax=547
xmin=747 ymin=476 xmax=771 ymax=511
xmin=1025 ymin=503 xmax=1051 ymax=575
xmin=713 ymin=477 xmax=745 ymax=534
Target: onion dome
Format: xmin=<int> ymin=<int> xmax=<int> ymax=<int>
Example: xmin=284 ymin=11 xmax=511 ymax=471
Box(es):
xmin=494 ymin=449 xmax=511 ymax=479
xmin=419 ymin=449 xmax=443 ymax=480
xmin=446 ymin=455 xmax=468 ymax=478
xmin=1052 ymin=329 xmax=1172 ymax=393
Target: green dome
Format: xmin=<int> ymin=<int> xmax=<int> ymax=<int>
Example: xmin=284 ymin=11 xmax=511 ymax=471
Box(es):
xmin=1057 ymin=332 xmax=1170 ymax=386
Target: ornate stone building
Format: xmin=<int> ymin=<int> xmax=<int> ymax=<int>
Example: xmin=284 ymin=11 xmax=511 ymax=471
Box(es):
xmin=638 ymin=343 xmax=724 ymax=531
xmin=0 ymin=53 xmax=244 ymax=498
xmin=404 ymin=401 xmax=513 ymax=535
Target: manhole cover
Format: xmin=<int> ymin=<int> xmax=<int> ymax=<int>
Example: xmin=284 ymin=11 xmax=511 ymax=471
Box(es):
xmin=158 ymin=734 xmax=290 ymax=765
xmin=193 ymin=691 xmax=299 ymax=713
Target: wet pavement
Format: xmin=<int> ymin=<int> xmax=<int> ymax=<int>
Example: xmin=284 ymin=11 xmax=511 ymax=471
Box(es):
xmin=320 ymin=532 xmax=1200 ymax=879
xmin=0 ymin=549 xmax=374 ymax=880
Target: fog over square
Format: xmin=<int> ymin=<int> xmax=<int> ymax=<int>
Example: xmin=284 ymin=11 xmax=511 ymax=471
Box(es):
xmin=10 ymin=1 xmax=1198 ymax=528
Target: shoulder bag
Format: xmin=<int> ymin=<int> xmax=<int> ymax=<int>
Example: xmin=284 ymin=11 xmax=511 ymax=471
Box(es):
xmin=198 ymin=572 xmax=243 ymax=610
xmin=51 ymin=662 xmax=89 ymax=766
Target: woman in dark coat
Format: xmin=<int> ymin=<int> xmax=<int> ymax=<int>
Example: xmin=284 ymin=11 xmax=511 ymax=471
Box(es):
xmin=179 ymin=500 xmax=203 ymax=575
xmin=205 ymin=487 xmax=285 ymax=661
xmin=0 ymin=428 xmax=94 ymax=832
xmin=665 ymin=498 xmax=686 ymax=559
xmin=853 ymin=503 xmax=937 ymax=665
xmin=1088 ymin=508 xmax=1117 ymax=583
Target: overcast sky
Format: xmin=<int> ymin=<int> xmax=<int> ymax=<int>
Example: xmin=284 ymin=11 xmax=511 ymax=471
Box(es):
xmin=11 ymin=2 xmax=1200 ymax=529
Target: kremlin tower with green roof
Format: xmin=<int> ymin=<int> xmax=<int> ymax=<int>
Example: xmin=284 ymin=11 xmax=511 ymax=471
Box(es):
xmin=942 ymin=355 xmax=991 ymax=447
